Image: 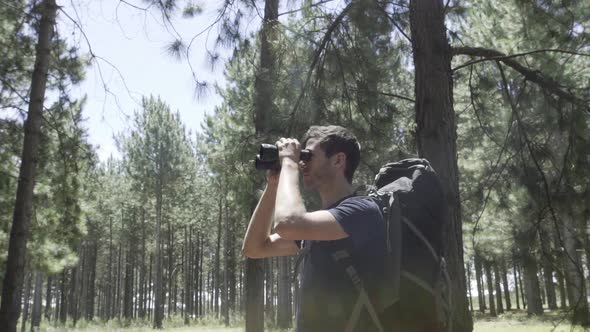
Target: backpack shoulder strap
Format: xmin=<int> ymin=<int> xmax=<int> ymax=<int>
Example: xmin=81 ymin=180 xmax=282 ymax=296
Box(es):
xmin=330 ymin=249 xmax=385 ymax=332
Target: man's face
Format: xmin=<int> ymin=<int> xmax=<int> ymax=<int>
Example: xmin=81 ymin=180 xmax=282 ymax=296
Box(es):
xmin=300 ymin=138 xmax=334 ymax=190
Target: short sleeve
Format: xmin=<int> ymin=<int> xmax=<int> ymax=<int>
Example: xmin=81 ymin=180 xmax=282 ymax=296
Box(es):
xmin=327 ymin=197 xmax=382 ymax=248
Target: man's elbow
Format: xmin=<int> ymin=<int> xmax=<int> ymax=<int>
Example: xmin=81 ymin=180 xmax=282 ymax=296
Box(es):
xmin=241 ymin=245 xmax=264 ymax=259
xmin=241 ymin=239 xmax=271 ymax=259
xmin=274 ymin=218 xmax=299 ymax=240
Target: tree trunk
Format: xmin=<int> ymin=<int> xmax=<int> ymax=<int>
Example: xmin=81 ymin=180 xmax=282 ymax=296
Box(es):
xmin=521 ymin=249 xmax=543 ymax=315
xmin=246 ymin=257 xmax=265 ymax=332
xmin=86 ymin=240 xmax=97 ymax=320
xmin=107 ymin=217 xmax=114 ymax=319
xmin=124 ymin=242 xmax=134 ymax=319
xmin=139 ymin=208 xmax=147 ymax=319
xmin=493 ymin=261 xmax=504 ymax=314
xmin=214 ymin=196 xmax=222 ymax=318
xmin=115 ymin=243 xmax=122 ymax=319
xmin=0 ymin=1 xmax=57 ymax=330
xmin=409 ymin=1 xmax=472 ymax=330
xmin=59 ymin=271 xmax=67 ymax=323
xmin=561 ymin=211 xmax=589 ymax=324
xmin=44 ymin=275 xmax=52 ymax=321
xmin=184 ymin=226 xmax=191 ymax=325
xmin=465 ymin=259 xmax=473 ymax=312
xmin=30 ymin=271 xmax=42 ymax=332
xmin=167 ymin=217 xmax=174 ymax=318
xmin=148 ymin=253 xmax=153 ymax=321
xmin=222 ymin=197 xmax=230 ymax=326
xmin=277 ymin=256 xmax=292 ymax=328
xmin=68 ymin=267 xmax=77 ymax=324
xmin=153 ymin=171 xmax=164 ymax=328
xmin=483 ymin=260 xmax=496 ymax=317
xmin=556 ymin=266 xmax=568 ymax=309
xmin=474 ymin=254 xmax=486 ymax=312
xmin=199 ymin=233 xmax=204 ymax=317
xmin=265 ymin=258 xmax=274 ymax=324
xmin=500 ymin=260 xmax=512 ymax=311
xmin=229 ymin=222 xmax=236 ymax=315
xmin=513 ymin=258 xmax=521 ymax=310
xmin=20 ymin=273 xmax=32 ymax=332
xmin=247 ymin=0 xmax=280 ymax=329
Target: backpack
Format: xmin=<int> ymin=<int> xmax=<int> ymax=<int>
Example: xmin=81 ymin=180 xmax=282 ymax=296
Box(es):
xmin=330 ymin=158 xmax=452 ymax=332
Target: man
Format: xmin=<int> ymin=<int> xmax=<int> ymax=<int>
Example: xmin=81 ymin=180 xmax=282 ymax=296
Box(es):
xmin=242 ymin=125 xmax=388 ymax=331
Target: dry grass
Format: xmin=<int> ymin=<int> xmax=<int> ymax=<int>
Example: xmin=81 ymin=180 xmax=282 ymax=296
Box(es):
xmin=35 ymin=311 xmax=587 ymax=332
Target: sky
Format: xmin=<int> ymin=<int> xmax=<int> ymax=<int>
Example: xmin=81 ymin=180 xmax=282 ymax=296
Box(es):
xmin=58 ymin=0 xmax=239 ymax=161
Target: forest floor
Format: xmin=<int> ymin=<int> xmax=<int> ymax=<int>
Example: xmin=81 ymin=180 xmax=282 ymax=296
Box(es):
xmin=35 ymin=311 xmax=587 ymax=332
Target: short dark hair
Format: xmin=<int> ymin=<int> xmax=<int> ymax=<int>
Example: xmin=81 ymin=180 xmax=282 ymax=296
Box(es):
xmin=302 ymin=125 xmax=361 ymax=183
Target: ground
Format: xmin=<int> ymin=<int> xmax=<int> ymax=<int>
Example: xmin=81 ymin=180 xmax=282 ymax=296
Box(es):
xmin=33 ymin=311 xmax=588 ymax=332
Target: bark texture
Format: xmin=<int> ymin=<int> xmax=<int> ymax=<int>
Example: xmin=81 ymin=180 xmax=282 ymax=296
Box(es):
xmin=0 ymin=1 xmax=57 ymax=330
xmin=409 ymin=0 xmax=472 ymax=330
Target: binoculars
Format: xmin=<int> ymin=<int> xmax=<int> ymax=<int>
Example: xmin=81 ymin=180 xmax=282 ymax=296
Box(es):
xmin=255 ymin=144 xmax=312 ymax=170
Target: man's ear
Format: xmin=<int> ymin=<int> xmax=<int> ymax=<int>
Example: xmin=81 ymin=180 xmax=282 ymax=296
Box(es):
xmin=333 ymin=152 xmax=347 ymax=170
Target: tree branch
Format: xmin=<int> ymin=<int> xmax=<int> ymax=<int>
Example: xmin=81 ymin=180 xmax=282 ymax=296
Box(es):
xmin=453 ymin=46 xmax=589 ymax=108
xmin=287 ymin=1 xmax=355 ymax=134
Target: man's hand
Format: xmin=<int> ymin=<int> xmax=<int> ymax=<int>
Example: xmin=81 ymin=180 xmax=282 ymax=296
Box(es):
xmin=276 ymin=137 xmax=301 ymax=165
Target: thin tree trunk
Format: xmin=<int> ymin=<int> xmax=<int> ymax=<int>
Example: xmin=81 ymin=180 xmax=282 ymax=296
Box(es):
xmin=107 ymin=217 xmax=113 ymax=319
xmin=86 ymin=240 xmax=97 ymax=320
xmin=184 ymin=226 xmax=190 ymax=325
xmin=167 ymin=217 xmax=175 ymax=318
xmin=223 ymin=198 xmax=233 ymax=326
xmin=264 ymin=258 xmax=273 ymax=324
xmin=556 ymin=267 xmax=568 ymax=309
xmin=483 ymin=260 xmax=496 ymax=317
xmin=474 ymin=254 xmax=486 ymax=312
xmin=500 ymin=260 xmax=512 ymax=311
xmin=124 ymin=242 xmax=134 ymax=319
xmin=517 ymin=262 xmax=526 ymax=309
xmin=139 ymin=208 xmax=147 ymax=319
xmin=59 ymin=271 xmax=67 ymax=324
xmin=20 ymin=273 xmax=32 ymax=332
xmin=115 ymin=243 xmax=122 ymax=319
xmin=229 ymin=220 xmax=236 ymax=315
xmin=277 ymin=256 xmax=291 ymax=328
xmin=465 ymin=259 xmax=473 ymax=312
xmin=493 ymin=261 xmax=504 ymax=314
xmin=513 ymin=256 xmax=521 ymax=310
xmin=153 ymin=166 xmax=164 ymax=328
xmin=561 ymin=211 xmax=589 ymax=324
xmin=409 ymin=1 xmax=471 ymax=330
xmin=199 ymin=233 xmax=204 ymax=317
xmin=0 ymin=1 xmax=57 ymax=329
xmin=215 ymin=197 xmax=222 ymax=318
xmin=30 ymin=271 xmax=42 ymax=332
xmin=44 ymin=275 xmax=52 ymax=321
xmin=68 ymin=267 xmax=77 ymax=325
xmin=148 ymin=253 xmax=153 ymax=321
xmin=54 ymin=279 xmax=60 ymax=322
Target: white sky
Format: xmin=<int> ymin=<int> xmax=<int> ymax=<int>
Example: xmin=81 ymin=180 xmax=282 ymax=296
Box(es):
xmin=58 ymin=0 xmax=238 ymax=161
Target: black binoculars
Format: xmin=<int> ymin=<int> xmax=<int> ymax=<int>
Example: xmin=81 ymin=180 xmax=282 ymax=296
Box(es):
xmin=255 ymin=144 xmax=312 ymax=170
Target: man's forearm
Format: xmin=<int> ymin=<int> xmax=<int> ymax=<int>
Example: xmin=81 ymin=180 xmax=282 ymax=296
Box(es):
xmin=242 ymin=184 xmax=277 ymax=256
xmin=274 ymin=159 xmax=306 ymax=222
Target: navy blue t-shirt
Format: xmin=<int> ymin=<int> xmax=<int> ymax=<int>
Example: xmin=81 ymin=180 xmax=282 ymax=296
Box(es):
xmin=295 ymin=195 xmax=387 ymax=332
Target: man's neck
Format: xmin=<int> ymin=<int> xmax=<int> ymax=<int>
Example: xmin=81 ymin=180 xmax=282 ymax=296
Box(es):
xmin=319 ymin=178 xmax=355 ymax=209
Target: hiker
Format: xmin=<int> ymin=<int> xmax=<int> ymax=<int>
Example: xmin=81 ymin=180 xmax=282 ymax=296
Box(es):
xmin=242 ymin=125 xmax=447 ymax=332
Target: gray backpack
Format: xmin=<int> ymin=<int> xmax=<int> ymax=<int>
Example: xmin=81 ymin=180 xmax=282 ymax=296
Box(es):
xmin=331 ymin=159 xmax=452 ymax=332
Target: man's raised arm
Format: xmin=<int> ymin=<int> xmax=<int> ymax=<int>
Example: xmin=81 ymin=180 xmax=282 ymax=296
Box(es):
xmin=241 ymin=171 xmax=299 ymax=259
